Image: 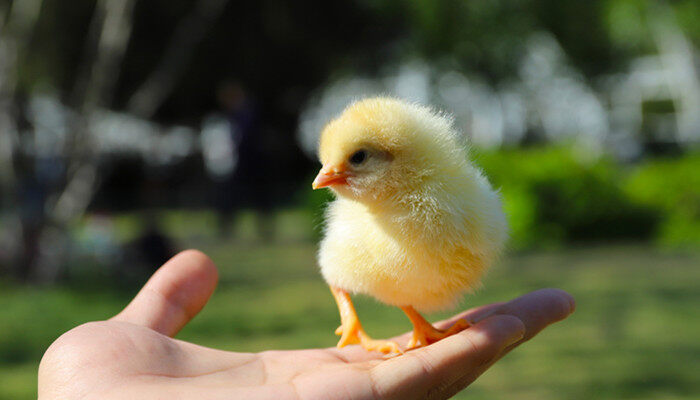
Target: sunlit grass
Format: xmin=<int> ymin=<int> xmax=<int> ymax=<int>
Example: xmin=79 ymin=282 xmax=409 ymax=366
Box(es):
xmin=1 ymin=229 xmax=698 ymax=399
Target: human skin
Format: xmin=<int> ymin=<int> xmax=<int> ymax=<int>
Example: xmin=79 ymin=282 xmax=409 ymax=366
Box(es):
xmin=38 ymin=250 xmax=575 ymax=400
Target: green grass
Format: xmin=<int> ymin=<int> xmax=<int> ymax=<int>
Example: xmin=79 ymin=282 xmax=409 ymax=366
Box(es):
xmin=1 ymin=224 xmax=699 ymax=399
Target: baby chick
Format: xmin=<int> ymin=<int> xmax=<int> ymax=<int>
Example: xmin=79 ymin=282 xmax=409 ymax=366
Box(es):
xmin=313 ymin=97 xmax=508 ymax=354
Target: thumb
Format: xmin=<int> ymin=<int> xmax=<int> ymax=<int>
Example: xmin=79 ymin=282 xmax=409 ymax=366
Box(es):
xmin=111 ymin=249 xmax=219 ymax=337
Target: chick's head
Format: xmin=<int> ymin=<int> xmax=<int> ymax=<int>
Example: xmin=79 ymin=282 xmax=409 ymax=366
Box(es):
xmin=313 ymin=97 xmax=464 ymax=203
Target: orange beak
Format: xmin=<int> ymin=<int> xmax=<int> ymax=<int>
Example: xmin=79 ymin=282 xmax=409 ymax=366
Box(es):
xmin=312 ymin=165 xmax=350 ymax=189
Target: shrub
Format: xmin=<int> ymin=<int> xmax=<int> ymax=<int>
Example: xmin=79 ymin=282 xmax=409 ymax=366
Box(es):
xmin=623 ymin=153 xmax=700 ymax=248
xmin=475 ymin=146 xmax=660 ymax=248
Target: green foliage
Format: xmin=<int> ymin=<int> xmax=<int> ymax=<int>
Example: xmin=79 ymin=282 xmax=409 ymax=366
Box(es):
xmin=623 ymin=153 xmax=700 ymax=247
xmin=475 ymin=147 xmax=660 ymax=248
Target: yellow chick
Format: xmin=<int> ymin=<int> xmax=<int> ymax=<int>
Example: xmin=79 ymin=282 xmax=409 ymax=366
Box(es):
xmin=313 ymin=97 xmax=508 ymax=354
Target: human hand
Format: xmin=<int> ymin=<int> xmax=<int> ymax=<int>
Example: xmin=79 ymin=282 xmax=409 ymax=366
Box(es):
xmin=38 ymin=250 xmax=575 ymax=400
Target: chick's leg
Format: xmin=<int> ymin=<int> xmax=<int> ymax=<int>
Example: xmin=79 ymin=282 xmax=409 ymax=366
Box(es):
xmin=401 ymin=306 xmax=470 ymax=349
xmin=330 ymin=286 xmax=401 ymax=354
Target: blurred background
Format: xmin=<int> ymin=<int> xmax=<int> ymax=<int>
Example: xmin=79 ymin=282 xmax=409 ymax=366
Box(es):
xmin=1 ymin=0 xmax=698 ymax=398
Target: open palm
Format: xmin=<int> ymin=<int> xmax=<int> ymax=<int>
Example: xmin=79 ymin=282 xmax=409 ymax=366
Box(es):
xmin=39 ymin=250 xmax=575 ymax=400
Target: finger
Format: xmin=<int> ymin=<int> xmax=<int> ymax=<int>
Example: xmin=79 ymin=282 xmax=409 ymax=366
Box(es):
xmin=111 ymin=249 xmax=219 ymax=337
xmin=439 ymin=288 xmax=576 ymax=398
xmin=370 ymin=314 xmax=525 ymax=400
xmin=471 ymin=288 xmax=575 ymax=345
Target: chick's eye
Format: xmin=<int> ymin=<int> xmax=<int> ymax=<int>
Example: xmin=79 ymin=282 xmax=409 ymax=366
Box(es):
xmin=349 ymin=150 xmax=368 ymax=165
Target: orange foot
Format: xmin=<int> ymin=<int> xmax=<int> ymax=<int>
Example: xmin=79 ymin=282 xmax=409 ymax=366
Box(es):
xmin=335 ymin=323 xmax=401 ymax=354
xmin=330 ymin=287 xmax=401 ymax=354
xmin=401 ymin=306 xmax=471 ymax=349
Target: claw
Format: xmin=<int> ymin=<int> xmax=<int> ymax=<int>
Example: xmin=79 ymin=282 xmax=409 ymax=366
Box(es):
xmin=406 ymin=334 xmax=421 ymax=350
xmin=338 ymin=328 xmax=402 ymax=354
xmin=337 ymin=326 xmax=361 ymax=347
xmin=359 ymin=337 xmax=402 ymax=354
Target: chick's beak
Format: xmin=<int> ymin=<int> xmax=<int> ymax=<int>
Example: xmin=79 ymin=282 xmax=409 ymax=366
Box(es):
xmin=312 ymin=165 xmax=350 ymax=189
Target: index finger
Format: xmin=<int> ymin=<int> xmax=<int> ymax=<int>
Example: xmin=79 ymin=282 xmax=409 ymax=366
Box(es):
xmin=369 ymin=289 xmax=575 ymax=399
xmin=472 ymin=288 xmax=576 ymax=345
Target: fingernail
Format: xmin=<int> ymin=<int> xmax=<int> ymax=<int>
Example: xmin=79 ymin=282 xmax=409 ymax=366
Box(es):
xmin=485 ymin=314 xmax=526 ymax=348
xmin=505 ymin=317 xmax=525 ymax=347
xmin=506 ymin=328 xmax=525 ymax=347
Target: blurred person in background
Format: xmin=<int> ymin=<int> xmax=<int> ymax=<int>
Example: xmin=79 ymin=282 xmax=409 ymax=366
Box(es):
xmin=16 ymin=153 xmax=48 ymax=281
xmin=215 ymin=80 xmax=275 ymax=240
xmin=12 ymin=89 xmax=67 ymax=281
xmin=128 ymin=211 xmax=176 ymax=274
